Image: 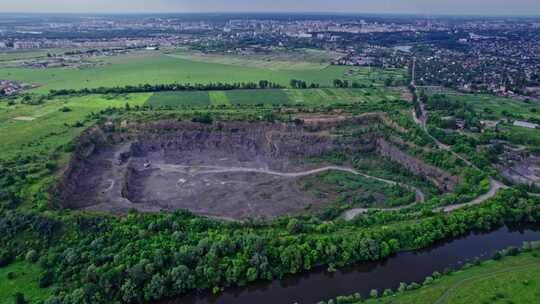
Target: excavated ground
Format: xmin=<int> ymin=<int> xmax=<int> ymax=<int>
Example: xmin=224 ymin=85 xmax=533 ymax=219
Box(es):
xmin=59 ymin=121 xmax=377 ymax=219
xmin=57 ymin=119 xmax=456 ymax=220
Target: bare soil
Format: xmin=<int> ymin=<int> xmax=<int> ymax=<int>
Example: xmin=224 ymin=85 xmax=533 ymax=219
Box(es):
xmin=60 ymin=121 xmax=379 ymax=219
xmin=57 ymin=119 xmax=449 ymax=220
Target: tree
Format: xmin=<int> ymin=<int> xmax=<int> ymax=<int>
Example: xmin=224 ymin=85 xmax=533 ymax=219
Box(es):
xmin=259 ymin=80 xmax=269 ymax=89
xmin=39 ymin=271 xmax=54 ymax=288
xmin=287 ymin=219 xmax=303 ymax=234
xmin=0 ymin=250 xmax=13 ymax=267
xmin=145 ymin=274 xmax=168 ymax=300
xmin=169 ymin=265 xmax=192 ymax=294
xmin=25 ymin=250 xmax=38 ymax=263
xmin=246 ymin=267 xmax=258 ymax=282
xmin=333 ymin=79 xmax=344 ymax=88
xmin=120 ymin=279 xmax=140 ymax=303
xmin=14 ymin=292 xmax=27 ymax=304
xmin=192 ymin=112 xmax=213 ymax=124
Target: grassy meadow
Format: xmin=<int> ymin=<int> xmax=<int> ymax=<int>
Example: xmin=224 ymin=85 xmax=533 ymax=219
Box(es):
xmin=165 ymin=48 xmax=345 ymax=71
xmin=0 ymin=261 xmax=53 ymax=304
xmin=361 ymin=251 xmax=540 ymax=304
xmin=0 ymin=49 xmax=405 ymax=93
xmin=0 ymin=94 xmax=150 ymax=160
xmin=447 ymin=94 xmax=540 ymax=120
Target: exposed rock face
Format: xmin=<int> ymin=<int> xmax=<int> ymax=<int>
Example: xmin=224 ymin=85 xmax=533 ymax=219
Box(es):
xmin=376 ymin=138 xmax=458 ymax=191
xmin=51 ymin=127 xmax=108 ymax=208
xmin=53 ymin=119 xmax=458 ymax=218
xmin=128 ymin=121 xmax=372 ymax=169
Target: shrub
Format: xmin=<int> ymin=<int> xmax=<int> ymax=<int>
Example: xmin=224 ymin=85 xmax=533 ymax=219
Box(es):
xmin=14 ymin=292 xmax=27 ymax=304
xmin=192 ymin=112 xmax=213 ymax=124
xmin=369 ymin=289 xmax=378 ymax=298
xmin=423 ymin=276 xmax=434 ymax=286
xmin=492 ymin=251 xmax=503 ymax=260
xmin=25 ymin=250 xmax=38 ymax=263
xmin=39 ymin=271 xmax=54 ymax=288
xmin=383 ymin=289 xmax=393 ymax=297
xmin=506 ymin=247 xmax=520 ymax=257
xmin=407 ymin=282 xmax=421 ymax=290
xmin=0 ymin=250 xmax=13 ymax=267
xmin=327 ymin=263 xmax=337 ymax=273
xmin=494 ymin=292 xmax=506 ymax=299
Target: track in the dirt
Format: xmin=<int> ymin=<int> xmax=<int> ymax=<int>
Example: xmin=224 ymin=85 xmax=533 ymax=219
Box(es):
xmin=153 ymin=163 xmax=427 ymax=221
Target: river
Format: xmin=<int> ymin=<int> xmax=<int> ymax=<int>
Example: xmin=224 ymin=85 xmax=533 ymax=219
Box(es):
xmin=165 ymin=224 xmax=540 ymax=304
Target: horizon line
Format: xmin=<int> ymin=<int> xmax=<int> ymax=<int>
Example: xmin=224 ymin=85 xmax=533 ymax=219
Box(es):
xmin=0 ymin=11 xmax=539 ymax=17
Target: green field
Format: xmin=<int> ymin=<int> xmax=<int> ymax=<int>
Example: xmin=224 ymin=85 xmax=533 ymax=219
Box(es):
xmin=0 ymin=94 xmax=150 ymax=160
xmin=0 ymin=50 xmax=405 ymax=93
xmin=358 ymin=251 xmax=540 ymax=304
xmin=146 ymin=88 xmax=400 ymax=107
xmin=166 ymin=48 xmax=344 ymax=71
xmin=224 ymin=89 xmax=290 ymax=105
xmin=146 ymin=91 xmax=211 ymax=107
xmin=442 ymin=94 xmax=540 ymax=121
xmin=0 ymin=261 xmax=53 ymax=304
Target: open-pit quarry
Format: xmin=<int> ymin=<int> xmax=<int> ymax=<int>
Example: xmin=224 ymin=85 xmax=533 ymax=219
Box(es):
xmin=54 ymin=117 xmax=458 ymax=220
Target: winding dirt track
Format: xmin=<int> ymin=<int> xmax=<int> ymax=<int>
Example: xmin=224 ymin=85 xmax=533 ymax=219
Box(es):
xmin=154 ymin=163 xmax=426 ymax=220
xmin=407 ymin=82 xmax=509 ymax=215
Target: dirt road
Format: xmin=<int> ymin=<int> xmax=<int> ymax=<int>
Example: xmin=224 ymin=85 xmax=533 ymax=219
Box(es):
xmin=156 ymin=163 xmax=427 ymax=215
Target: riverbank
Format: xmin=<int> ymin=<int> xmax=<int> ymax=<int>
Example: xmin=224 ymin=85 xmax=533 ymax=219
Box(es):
xmin=165 ymin=224 xmax=540 ymax=304
xmin=355 ymin=244 xmax=540 ymax=304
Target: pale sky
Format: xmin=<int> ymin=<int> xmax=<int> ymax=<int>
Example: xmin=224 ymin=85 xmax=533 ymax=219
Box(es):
xmin=0 ymin=0 xmax=539 ymax=16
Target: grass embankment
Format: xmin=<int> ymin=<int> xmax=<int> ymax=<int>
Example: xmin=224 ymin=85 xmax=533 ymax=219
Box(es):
xmin=359 ymin=251 xmax=540 ymax=304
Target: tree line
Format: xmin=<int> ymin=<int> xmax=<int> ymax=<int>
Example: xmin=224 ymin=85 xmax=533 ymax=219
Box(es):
xmin=49 ymin=81 xmax=286 ymax=96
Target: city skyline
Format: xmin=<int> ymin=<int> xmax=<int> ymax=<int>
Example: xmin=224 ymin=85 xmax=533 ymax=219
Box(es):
xmin=1 ymin=0 xmax=540 ymax=16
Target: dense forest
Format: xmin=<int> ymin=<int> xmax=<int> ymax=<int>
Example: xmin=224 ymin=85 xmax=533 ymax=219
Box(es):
xmin=1 ymin=188 xmax=539 ymax=303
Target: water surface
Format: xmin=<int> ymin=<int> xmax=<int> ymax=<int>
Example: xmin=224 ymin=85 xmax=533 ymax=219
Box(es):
xmin=167 ymin=224 xmax=540 ymax=304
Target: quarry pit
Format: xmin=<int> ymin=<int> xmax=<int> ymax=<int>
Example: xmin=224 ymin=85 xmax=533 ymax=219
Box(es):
xmin=55 ymin=117 xmax=457 ymax=220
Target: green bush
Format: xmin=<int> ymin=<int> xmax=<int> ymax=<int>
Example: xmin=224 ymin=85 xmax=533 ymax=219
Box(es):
xmin=0 ymin=250 xmax=13 ymax=267
xmin=25 ymin=250 xmax=38 ymax=263
xmin=14 ymin=292 xmax=27 ymax=304
xmin=39 ymin=271 xmax=54 ymax=288
xmin=423 ymin=276 xmax=434 ymax=286
xmin=383 ymin=289 xmax=394 ymax=297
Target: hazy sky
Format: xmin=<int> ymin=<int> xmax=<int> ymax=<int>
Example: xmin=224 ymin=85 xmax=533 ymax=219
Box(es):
xmin=1 ymin=0 xmax=539 ymax=15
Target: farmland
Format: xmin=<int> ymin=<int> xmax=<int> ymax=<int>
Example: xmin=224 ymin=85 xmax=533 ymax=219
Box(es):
xmin=165 ymin=48 xmax=345 ymax=71
xmin=147 ymin=87 xmax=400 ymax=107
xmin=0 ymin=49 xmax=405 ymax=93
